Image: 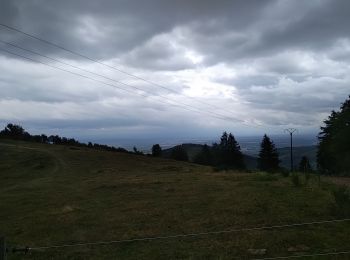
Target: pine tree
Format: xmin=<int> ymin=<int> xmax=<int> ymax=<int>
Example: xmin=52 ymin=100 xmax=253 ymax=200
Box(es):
xmin=258 ymin=134 xmax=280 ymax=172
xmin=214 ymin=131 xmax=245 ymax=169
xmin=227 ymin=133 xmax=245 ymax=169
xmin=317 ymin=96 xmax=350 ymax=175
xmin=220 ymin=131 xmax=228 ymax=147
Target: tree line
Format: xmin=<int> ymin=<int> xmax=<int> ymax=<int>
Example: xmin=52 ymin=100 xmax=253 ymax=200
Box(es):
xmin=1 ymin=94 xmax=347 ymax=175
xmin=0 ymin=123 xmax=131 ymax=154
xmin=0 ymin=123 xmax=314 ymax=174
xmin=152 ymin=95 xmax=350 ymax=175
xmin=317 ymin=95 xmax=350 ymax=176
xmin=152 ymin=132 xmax=313 ymax=173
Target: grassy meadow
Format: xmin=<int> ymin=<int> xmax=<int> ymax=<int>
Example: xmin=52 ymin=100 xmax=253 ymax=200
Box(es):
xmin=0 ymin=140 xmax=349 ymax=259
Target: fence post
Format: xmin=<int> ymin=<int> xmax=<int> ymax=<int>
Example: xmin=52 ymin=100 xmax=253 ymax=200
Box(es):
xmin=0 ymin=236 xmax=6 ymax=260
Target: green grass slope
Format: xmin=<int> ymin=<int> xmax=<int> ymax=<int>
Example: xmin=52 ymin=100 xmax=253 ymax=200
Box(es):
xmin=0 ymin=140 xmax=349 ymax=259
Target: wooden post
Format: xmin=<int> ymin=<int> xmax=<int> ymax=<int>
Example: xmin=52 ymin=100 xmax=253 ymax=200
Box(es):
xmin=0 ymin=236 xmax=6 ymax=260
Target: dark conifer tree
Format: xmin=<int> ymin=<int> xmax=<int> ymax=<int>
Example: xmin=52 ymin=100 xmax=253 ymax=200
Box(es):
xmin=220 ymin=131 xmax=228 ymax=147
xmin=227 ymin=133 xmax=245 ymax=169
xmin=258 ymin=134 xmax=280 ymax=172
xmin=317 ymin=95 xmax=350 ymax=175
xmin=214 ymin=131 xmax=245 ymax=169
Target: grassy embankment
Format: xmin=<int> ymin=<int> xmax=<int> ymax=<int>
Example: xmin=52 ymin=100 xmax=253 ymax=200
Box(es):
xmin=0 ymin=140 xmax=349 ymax=259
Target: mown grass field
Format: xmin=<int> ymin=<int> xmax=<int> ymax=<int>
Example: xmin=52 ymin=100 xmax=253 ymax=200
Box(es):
xmin=0 ymin=140 xmax=349 ymax=259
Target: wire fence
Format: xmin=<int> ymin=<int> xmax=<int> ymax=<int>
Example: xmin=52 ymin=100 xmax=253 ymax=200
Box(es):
xmin=25 ymin=218 xmax=350 ymax=251
xmin=254 ymin=251 xmax=350 ymax=259
xmin=3 ymin=218 xmax=349 ymax=259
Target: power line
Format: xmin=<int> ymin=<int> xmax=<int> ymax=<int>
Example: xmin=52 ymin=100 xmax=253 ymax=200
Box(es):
xmin=0 ymin=47 xmax=241 ymax=122
xmin=254 ymin=250 xmax=350 ymax=260
xmin=0 ymin=23 xmax=244 ymax=118
xmin=0 ymin=40 xmax=245 ymax=124
xmin=24 ymin=218 xmax=350 ymax=251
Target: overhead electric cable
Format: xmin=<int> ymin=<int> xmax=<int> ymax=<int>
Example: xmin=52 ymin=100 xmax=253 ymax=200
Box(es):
xmin=0 ymin=40 xmax=245 ymax=124
xmin=0 ymin=23 xmax=250 ymax=120
xmin=0 ymin=47 xmax=241 ymax=122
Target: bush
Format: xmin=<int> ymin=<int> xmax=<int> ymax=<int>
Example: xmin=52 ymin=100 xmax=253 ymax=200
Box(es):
xmin=280 ymin=168 xmax=290 ymax=177
xmin=255 ymin=173 xmax=279 ymax=182
xmin=305 ymin=170 xmax=311 ymax=183
xmin=291 ymin=173 xmax=301 ymax=187
xmin=171 ymin=145 xmax=188 ymax=161
xmin=332 ymin=186 xmax=350 ymax=216
xmin=213 ymin=165 xmax=229 ymax=172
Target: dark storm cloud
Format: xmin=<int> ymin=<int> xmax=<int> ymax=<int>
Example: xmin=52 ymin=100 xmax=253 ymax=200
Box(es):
xmin=0 ymin=0 xmax=272 ymax=60
xmin=1 ymin=0 xmax=350 ymax=137
xmin=1 ymin=0 xmax=349 ymax=64
xmin=178 ymin=0 xmax=350 ymax=65
xmin=0 ymin=0 xmax=18 ymax=26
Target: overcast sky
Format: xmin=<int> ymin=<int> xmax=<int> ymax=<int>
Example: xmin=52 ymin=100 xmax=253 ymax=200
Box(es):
xmin=0 ymin=0 xmax=349 ymax=142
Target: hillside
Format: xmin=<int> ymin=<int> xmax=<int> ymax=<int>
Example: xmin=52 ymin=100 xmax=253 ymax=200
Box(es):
xmin=0 ymin=140 xmax=349 ymax=259
xmin=277 ymin=146 xmax=317 ymax=169
xmin=162 ymin=143 xmax=258 ymax=169
xmin=162 ymin=143 xmax=204 ymax=160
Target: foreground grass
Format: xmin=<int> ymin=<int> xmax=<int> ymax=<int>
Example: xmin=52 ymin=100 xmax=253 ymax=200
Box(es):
xmin=0 ymin=140 xmax=349 ymax=259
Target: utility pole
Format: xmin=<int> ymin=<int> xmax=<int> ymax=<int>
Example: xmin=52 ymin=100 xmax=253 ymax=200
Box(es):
xmin=0 ymin=236 xmax=6 ymax=260
xmin=284 ymin=128 xmax=297 ymax=172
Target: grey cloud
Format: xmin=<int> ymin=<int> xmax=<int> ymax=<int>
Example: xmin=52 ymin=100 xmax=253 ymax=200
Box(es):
xmin=230 ymin=75 xmax=279 ymax=88
xmin=236 ymin=76 xmax=350 ymax=115
xmin=120 ymin=34 xmax=195 ymax=71
xmin=181 ymin=0 xmax=350 ymax=65
xmin=0 ymin=0 xmax=273 ymax=61
xmin=257 ymin=0 xmax=350 ymax=53
xmin=1 ymin=0 xmax=350 ymax=139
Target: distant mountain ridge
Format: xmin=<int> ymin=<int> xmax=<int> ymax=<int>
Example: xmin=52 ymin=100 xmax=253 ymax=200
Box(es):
xmin=277 ymin=145 xmax=317 ymax=169
xmin=163 ymin=143 xmax=317 ymax=170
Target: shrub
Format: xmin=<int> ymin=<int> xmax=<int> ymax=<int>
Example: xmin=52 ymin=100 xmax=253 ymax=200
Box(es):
xmin=332 ymin=186 xmax=350 ymax=216
xmin=305 ymin=170 xmax=311 ymax=183
xmin=291 ymin=173 xmax=301 ymax=187
xmin=171 ymin=145 xmax=189 ymax=161
xmin=255 ymin=173 xmax=279 ymax=182
xmin=213 ymin=165 xmax=228 ymax=172
xmin=280 ymin=168 xmax=290 ymax=177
